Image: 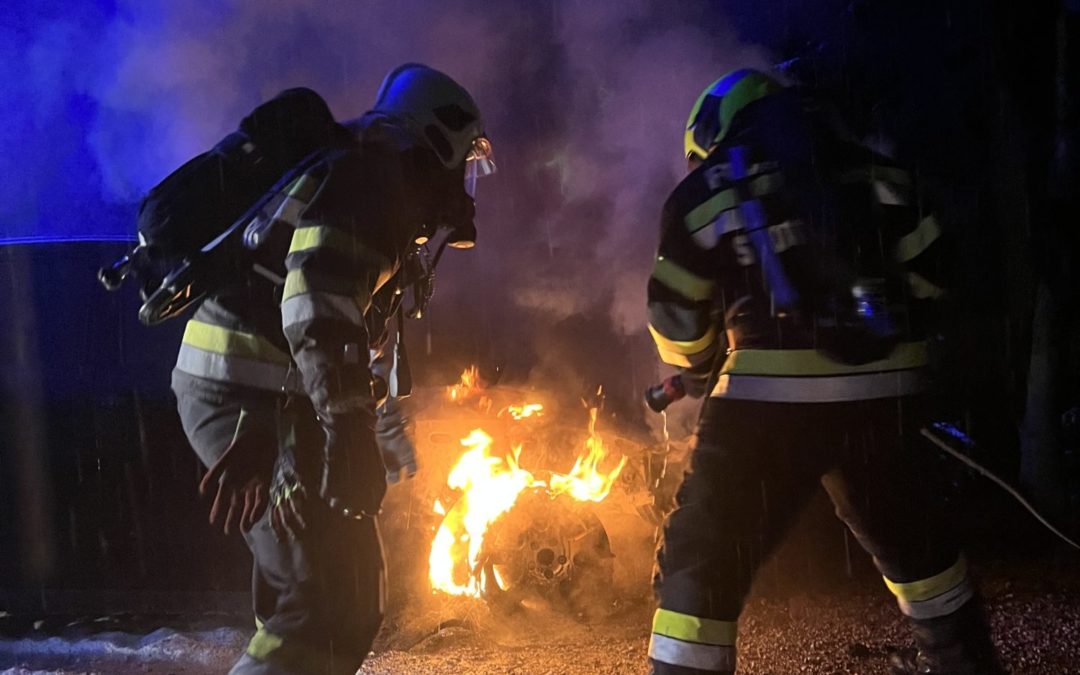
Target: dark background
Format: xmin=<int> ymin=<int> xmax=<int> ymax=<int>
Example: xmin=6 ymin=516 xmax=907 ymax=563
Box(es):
xmin=1 ymin=0 xmax=1078 ymax=608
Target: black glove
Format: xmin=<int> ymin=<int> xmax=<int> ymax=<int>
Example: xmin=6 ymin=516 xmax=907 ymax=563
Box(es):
xmin=319 ymin=412 xmax=387 ymax=519
xmin=681 ymin=370 xmax=710 ymax=399
xmin=376 ymin=399 xmax=417 ymax=484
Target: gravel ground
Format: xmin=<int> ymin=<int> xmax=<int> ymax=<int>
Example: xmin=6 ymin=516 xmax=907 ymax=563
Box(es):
xmin=6 ymin=574 xmax=1076 ymax=674
xmin=3 ymin=557 xmax=1078 ymax=674
xmin=360 ymin=582 xmax=1080 ymax=675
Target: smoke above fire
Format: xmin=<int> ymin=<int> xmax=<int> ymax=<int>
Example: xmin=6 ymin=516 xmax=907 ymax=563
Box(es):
xmin=4 ymin=1 xmax=772 ymax=416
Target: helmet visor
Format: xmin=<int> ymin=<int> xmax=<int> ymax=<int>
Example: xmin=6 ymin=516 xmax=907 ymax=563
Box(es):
xmin=464 ymin=136 xmax=496 ymax=198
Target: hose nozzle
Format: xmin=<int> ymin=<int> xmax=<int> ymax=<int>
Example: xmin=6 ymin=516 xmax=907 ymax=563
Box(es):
xmin=644 ymin=374 xmax=686 ymax=413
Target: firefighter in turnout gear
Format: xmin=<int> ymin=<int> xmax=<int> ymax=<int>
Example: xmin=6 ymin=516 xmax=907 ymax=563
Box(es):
xmin=646 ymin=69 xmax=1002 ymax=675
xmin=171 ymin=63 xmax=494 ymax=675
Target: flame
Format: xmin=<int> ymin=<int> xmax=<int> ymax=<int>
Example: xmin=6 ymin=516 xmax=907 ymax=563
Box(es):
xmin=433 ymin=499 xmax=446 ymax=516
xmin=429 ymin=409 xmax=627 ymax=597
xmin=447 ymin=366 xmax=480 ymax=402
xmin=447 ymin=365 xmax=492 ymax=413
xmin=548 ymin=407 xmax=627 ymax=502
xmin=428 ymin=429 xmax=541 ymax=597
xmin=500 ymin=403 xmax=544 ymax=420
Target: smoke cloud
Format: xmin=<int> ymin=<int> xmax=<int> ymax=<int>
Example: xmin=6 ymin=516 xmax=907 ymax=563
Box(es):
xmin=3 ymin=1 xmax=773 ymax=425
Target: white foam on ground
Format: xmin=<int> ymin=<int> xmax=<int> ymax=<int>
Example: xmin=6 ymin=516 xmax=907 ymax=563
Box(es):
xmin=0 ymin=627 xmax=248 ymax=671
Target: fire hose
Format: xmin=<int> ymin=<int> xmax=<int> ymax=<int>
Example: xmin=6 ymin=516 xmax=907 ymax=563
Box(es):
xmin=920 ymin=422 xmax=1080 ymax=551
xmin=644 ymin=378 xmax=1080 ymax=551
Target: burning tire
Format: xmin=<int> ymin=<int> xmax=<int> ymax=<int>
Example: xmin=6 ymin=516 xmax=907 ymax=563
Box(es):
xmin=477 ymin=488 xmax=614 ymax=615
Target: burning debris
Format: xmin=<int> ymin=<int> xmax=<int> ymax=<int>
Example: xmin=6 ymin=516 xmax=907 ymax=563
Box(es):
xmin=500 ymin=403 xmax=544 ymax=420
xmin=427 ymin=372 xmax=629 ymax=609
xmin=446 ymin=365 xmax=493 ymax=413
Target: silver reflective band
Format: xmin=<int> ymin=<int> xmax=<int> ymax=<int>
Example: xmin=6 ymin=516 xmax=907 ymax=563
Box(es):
xmin=711 ymin=369 xmax=926 ymax=402
xmin=176 ymin=343 xmax=302 ymax=393
xmin=897 ymin=215 xmax=943 ymax=263
xmin=325 ymin=394 xmax=369 ymax=414
xmin=281 ymin=292 xmax=363 ymax=329
xmin=273 ymin=195 xmax=306 ymax=228
xmin=873 ymin=180 xmax=909 ymax=206
xmin=897 ymin=579 xmax=975 ymax=620
xmin=649 ymin=634 xmax=735 ymax=671
xmin=690 ymin=209 xmax=747 ymax=250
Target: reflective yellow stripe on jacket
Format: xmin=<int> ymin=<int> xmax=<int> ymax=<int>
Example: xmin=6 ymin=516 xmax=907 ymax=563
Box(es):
xmin=175 ymin=320 xmax=299 ymax=393
xmin=710 ymin=341 xmax=929 ymax=402
xmin=648 ymin=324 xmax=717 ymax=370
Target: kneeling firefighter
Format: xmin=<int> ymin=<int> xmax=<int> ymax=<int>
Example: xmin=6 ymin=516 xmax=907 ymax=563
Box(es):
xmin=170 ymin=63 xmax=494 ymax=675
xmin=645 ymin=69 xmax=1001 ymax=674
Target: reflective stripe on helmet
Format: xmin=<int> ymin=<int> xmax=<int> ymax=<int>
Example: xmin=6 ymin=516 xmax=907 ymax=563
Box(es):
xmin=684 ymin=69 xmax=783 ymax=160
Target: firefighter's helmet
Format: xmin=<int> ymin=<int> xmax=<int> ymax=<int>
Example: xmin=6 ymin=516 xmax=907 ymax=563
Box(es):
xmin=684 ymin=69 xmax=783 ymax=161
xmin=374 ymin=63 xmax=492 ymax=173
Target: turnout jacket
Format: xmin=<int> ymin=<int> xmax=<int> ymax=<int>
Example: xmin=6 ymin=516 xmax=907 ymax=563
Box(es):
xmin=173 ymin=113 xmax=447 ymax=442
xmin=647 ymin=91 xmax=947 ymax=402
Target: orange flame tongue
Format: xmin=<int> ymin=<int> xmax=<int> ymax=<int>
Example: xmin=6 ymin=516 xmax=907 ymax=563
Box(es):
xmin=500 ymin=403 xmax=544 ymax=420
xmin=429 ymin=430 xmax=540 ymax=597
xmin=447 ymin=365 xmax=493 ymax=414
xmin=548 ymin=407 xmax=627 ymax=502
xmin=447 ymin=365 xmax=480 ymax=402
xmin=428 ymin=408 xmax=627 ymax=597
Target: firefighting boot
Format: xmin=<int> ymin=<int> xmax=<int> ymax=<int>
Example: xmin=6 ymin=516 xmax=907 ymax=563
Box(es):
xmin=888 ymin=599 xmax=1004 ymax=674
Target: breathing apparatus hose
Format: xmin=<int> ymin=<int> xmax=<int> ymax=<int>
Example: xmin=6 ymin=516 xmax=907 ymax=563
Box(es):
xmin=921 ymin=423 xmax=1080 ymax=551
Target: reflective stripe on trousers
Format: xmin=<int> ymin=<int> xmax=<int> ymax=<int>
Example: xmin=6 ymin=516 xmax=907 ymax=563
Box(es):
xmin=884 ymin=555 xmax=974 ymax=620
xmin=649 ymin=608 xmax=736 ymax=672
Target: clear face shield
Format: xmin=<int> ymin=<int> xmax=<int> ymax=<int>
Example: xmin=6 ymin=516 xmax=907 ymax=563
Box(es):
xmin=464 ymin=135 xmax=496 ymax=199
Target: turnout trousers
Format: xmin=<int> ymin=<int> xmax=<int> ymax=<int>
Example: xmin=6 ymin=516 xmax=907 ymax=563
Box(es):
xmin=175 ymin=376 xmax=385 ymax=675
xmin=650 ymin=395 xmax=979 ymax=674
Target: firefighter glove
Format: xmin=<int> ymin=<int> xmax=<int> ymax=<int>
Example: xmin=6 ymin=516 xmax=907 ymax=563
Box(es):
xmin=199 ymin=407 xmax=277 ymax=535
xmin=269 ymin=463 xmax=309 ymax=541
xmin=376 ymin=401 xmax=417 ymax=484
xmin=319 ymin=412 xmax=388 ymax=519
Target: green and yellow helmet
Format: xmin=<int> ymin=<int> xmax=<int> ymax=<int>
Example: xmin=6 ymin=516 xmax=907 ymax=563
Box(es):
xmin=684 ymin=69 xmax=783 ymax=161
